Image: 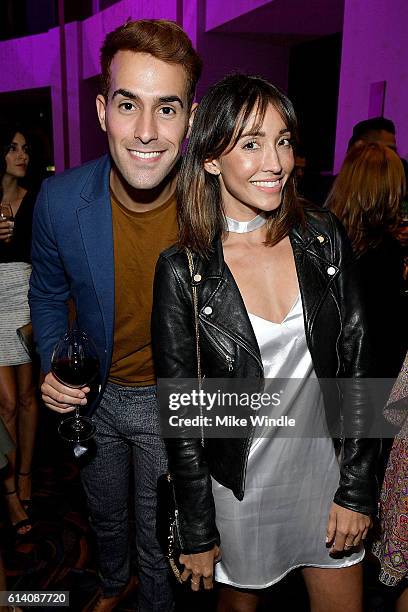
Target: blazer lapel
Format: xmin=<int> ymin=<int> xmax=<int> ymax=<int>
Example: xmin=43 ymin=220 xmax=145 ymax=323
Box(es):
xmin=76 ymin=156 xmax=115 ymax=352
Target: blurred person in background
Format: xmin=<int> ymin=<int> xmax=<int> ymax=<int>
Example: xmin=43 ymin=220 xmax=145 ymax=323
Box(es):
xmin=326 ymin=142 xmax=407 ymax=381
xmin=326 ymin=142 xmax=407 ymax=536
xmin=0 ymin=124 xmax=38 ymax=536
xmin=372 ymin=350 xmax=408 ymax=612
xmin=347 ymin=117 xmax=408 ymax=257
xmin=347 ymin=117 xmax=397 ymax=152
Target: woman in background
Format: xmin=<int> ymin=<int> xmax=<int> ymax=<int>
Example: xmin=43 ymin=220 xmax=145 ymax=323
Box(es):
xmin=326 ymin=142 xmax=407 ymax=379
xmin=152 ymin=74 xmax=378 ymax=612
xmin=373 ymin=350 xmax=408 ymax=611
xmin=0 ymin=124 xmax=39 ymax=535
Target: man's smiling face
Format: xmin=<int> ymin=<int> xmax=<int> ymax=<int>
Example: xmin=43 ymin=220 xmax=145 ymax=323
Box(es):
xmin=96 ymin=50 xmax=191 ymax=190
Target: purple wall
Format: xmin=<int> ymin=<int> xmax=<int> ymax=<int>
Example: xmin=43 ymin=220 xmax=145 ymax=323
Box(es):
xmin=206 ymin=0 xmax=271 ymax=30
xmin=334 ymin=0 xmax=408 ymax=171
xmin=1 ymin=0 xmax=407 ymax=174
xmin=197 ymin=33 xmax=289 ymax=99
xmin=0 ymin=0 xmax=180 ymax=173
xmin=0 ymin=28 xmax=65 ymax=170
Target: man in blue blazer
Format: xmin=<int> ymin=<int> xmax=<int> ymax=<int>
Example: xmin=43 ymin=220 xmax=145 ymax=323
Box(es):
xmin=29 ymin=19 xmax=202 ymax=612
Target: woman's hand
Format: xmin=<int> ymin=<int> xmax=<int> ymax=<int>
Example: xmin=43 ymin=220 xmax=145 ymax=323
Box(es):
xmin=326 ymin=502 xmax=372 ymax=553
xmin=0 ymin=220 xmax=14 ymax=243
xmin=179 ymin=544 xmax=221 ymax=591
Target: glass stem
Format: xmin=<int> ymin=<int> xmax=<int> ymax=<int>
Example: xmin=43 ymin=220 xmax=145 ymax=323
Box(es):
xmin=75 ymin=406 xmax=81 ymax=420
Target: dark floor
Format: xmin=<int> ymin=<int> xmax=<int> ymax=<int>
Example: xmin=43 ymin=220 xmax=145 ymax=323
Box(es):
xmin=0 ymin=408 xmax=399 ymax=612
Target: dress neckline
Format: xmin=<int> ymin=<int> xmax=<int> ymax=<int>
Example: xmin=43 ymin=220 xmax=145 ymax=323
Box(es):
xmin=248 ymin=294 xmax=300 ymax=326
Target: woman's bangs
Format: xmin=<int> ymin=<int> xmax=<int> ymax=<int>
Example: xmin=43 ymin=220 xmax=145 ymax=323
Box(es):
xmin=225 ymin=94 xmax=268 ymax=153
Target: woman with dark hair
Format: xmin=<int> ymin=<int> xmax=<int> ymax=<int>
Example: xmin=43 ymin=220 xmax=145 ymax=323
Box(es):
xmin=326 ymin=142 xmax=407 ymax=378
xmin=0 ymin=124 xmax=39 ymax=536
xmin=152 ymin=74 xmax=379 ymax=611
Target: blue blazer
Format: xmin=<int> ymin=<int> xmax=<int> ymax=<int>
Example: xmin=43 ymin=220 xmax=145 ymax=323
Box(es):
xmin=29 ymin=156 xmax=115 ymax=399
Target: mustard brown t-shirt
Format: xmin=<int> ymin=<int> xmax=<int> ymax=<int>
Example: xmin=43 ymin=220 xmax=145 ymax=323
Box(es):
xmin=109 ymin=191 xmax=178 ymax=386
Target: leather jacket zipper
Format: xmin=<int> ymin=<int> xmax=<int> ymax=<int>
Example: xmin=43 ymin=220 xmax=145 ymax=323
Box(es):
xmin=204 ymin=330 xmax=235 ymax=372
xmin=205 ymin=320 xmax=264 ymax=372
xmin=202 ymin=320 xmax=263 ymax=498
xmin=225 ymin=355 xmax=234 ymax=372
xmin=216 ymin=346 xmax=234 ymax=372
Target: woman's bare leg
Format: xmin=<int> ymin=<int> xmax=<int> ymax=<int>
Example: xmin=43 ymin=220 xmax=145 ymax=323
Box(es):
xmin=0 ymin=365 xmax=31 ymax=533
xmin=15 ymin=362 xmax=38 ymax=502
xmin=0 ymin=365 xmax=18 ymax=487
xmin=396 ymin=586 xmax=408 ymax=612
xmin=217 ymin=586 xmax=260 ymax=612
xmin=0 ymin=366 xmax=18 ymax=442
xmin=302 ymin=563 xmax=363 ymax=612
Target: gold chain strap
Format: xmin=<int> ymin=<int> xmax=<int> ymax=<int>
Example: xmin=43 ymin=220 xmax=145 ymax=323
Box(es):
xmin=186 ymin=249 xmax=204 ymax=447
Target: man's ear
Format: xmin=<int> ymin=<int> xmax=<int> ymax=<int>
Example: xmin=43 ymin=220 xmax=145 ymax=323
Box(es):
xmin=204 ymin=158 xmax=221 ymax=176
xmin=96 ymin=94 xmax=107 ymax=133
xmin=187 ymin=102 xmax=198 ymax=138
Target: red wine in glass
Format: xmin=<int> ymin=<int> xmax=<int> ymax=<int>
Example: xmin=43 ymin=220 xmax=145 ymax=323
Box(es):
xmin=51 ymin=330 xmax=100 ymax=442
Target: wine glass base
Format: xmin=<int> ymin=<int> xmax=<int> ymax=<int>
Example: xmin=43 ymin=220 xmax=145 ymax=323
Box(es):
xmin=58 ymin=416 xmax=96 ymax=443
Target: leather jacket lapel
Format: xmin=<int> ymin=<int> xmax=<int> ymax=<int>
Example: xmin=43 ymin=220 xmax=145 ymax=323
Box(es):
xmin=191 ymin=221 xmax=342 ymax=372
xmin=191 ymin=239 xmax=263 ymax=370
xmin=290 ymin=223 xmax=340 ymax=335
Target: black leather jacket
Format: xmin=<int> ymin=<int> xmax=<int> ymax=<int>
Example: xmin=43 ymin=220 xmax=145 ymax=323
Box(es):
xmin=152 ymin=206 xmax=379 ymax=554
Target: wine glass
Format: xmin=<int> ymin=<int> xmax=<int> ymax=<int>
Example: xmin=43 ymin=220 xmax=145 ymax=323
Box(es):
xmin=0 ymin=202 xmax=13 ymax=221
xmin=51 ymin=330 xmax=100 ymax=442
xmin=0 ymin=203 xmax=14 ymax=242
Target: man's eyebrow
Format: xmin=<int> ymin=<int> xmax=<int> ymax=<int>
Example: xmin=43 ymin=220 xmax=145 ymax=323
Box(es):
xmin=111 ymin=90 xmax=184 ymax=108
xmin=111 ymin=88 xmax=138 ymax=100
xmin=158 ymin=95 xmax=184 ymax=108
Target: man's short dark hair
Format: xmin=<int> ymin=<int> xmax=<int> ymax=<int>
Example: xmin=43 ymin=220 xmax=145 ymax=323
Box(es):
xmin=348 ymin=117 xmax=396 ymax=150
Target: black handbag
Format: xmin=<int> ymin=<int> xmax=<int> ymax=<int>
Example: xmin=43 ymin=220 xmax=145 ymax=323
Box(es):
xmin=156 ymin=249 xmax=204 ymax=582
xmin=16 ymin=322 xmax=36 ymax=359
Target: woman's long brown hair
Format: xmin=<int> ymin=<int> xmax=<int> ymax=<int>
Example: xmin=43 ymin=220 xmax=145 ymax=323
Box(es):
xmin=326 ymin=142 xmax=405 ymax=255
xmin=177 ymin=74 xmax=304 ymax=259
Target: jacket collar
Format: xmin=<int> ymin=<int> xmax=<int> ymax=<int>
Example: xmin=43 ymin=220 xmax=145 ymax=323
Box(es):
xmin=188 ymin=209 xmax=341 ymax=370
xmin=190 ymin=208 xmax=339 ymax=282
xmin=79 ymin=155 xmax=111 ymax=204
xmin=76 ymin=155 xmax=115 ymax=361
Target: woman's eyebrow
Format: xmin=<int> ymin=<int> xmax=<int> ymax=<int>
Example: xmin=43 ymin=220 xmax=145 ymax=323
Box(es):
xmin=240 ymin=127 xmax=290 ymax=138
xmin=240 ymin=130 xmax=265 ymax=138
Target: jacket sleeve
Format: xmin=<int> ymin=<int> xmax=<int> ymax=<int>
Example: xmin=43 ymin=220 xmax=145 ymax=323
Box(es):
xmin=29 ymin=179 xmax=70 ymax=373
xmin=330 ymin=213 xmax=380 ymax=516
xmin=152 ymin=253 xmax=220 ymax=553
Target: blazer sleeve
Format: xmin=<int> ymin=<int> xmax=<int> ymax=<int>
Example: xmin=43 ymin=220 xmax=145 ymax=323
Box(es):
xmin=330 ymin=214 xmax=380 ymax=516
xmin=152 ymin=252 xmax=220 ymax=553
xmin=29 ymin=179 xmax=70 ymax=373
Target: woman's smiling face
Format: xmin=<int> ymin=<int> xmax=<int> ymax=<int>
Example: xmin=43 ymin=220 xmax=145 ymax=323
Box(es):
xmin=205 ymin=104 xmax=294 ymax=220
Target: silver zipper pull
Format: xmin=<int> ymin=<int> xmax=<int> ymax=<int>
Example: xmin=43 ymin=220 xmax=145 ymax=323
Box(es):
xmin=226 ymin=356 xmax=234 ymax=372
